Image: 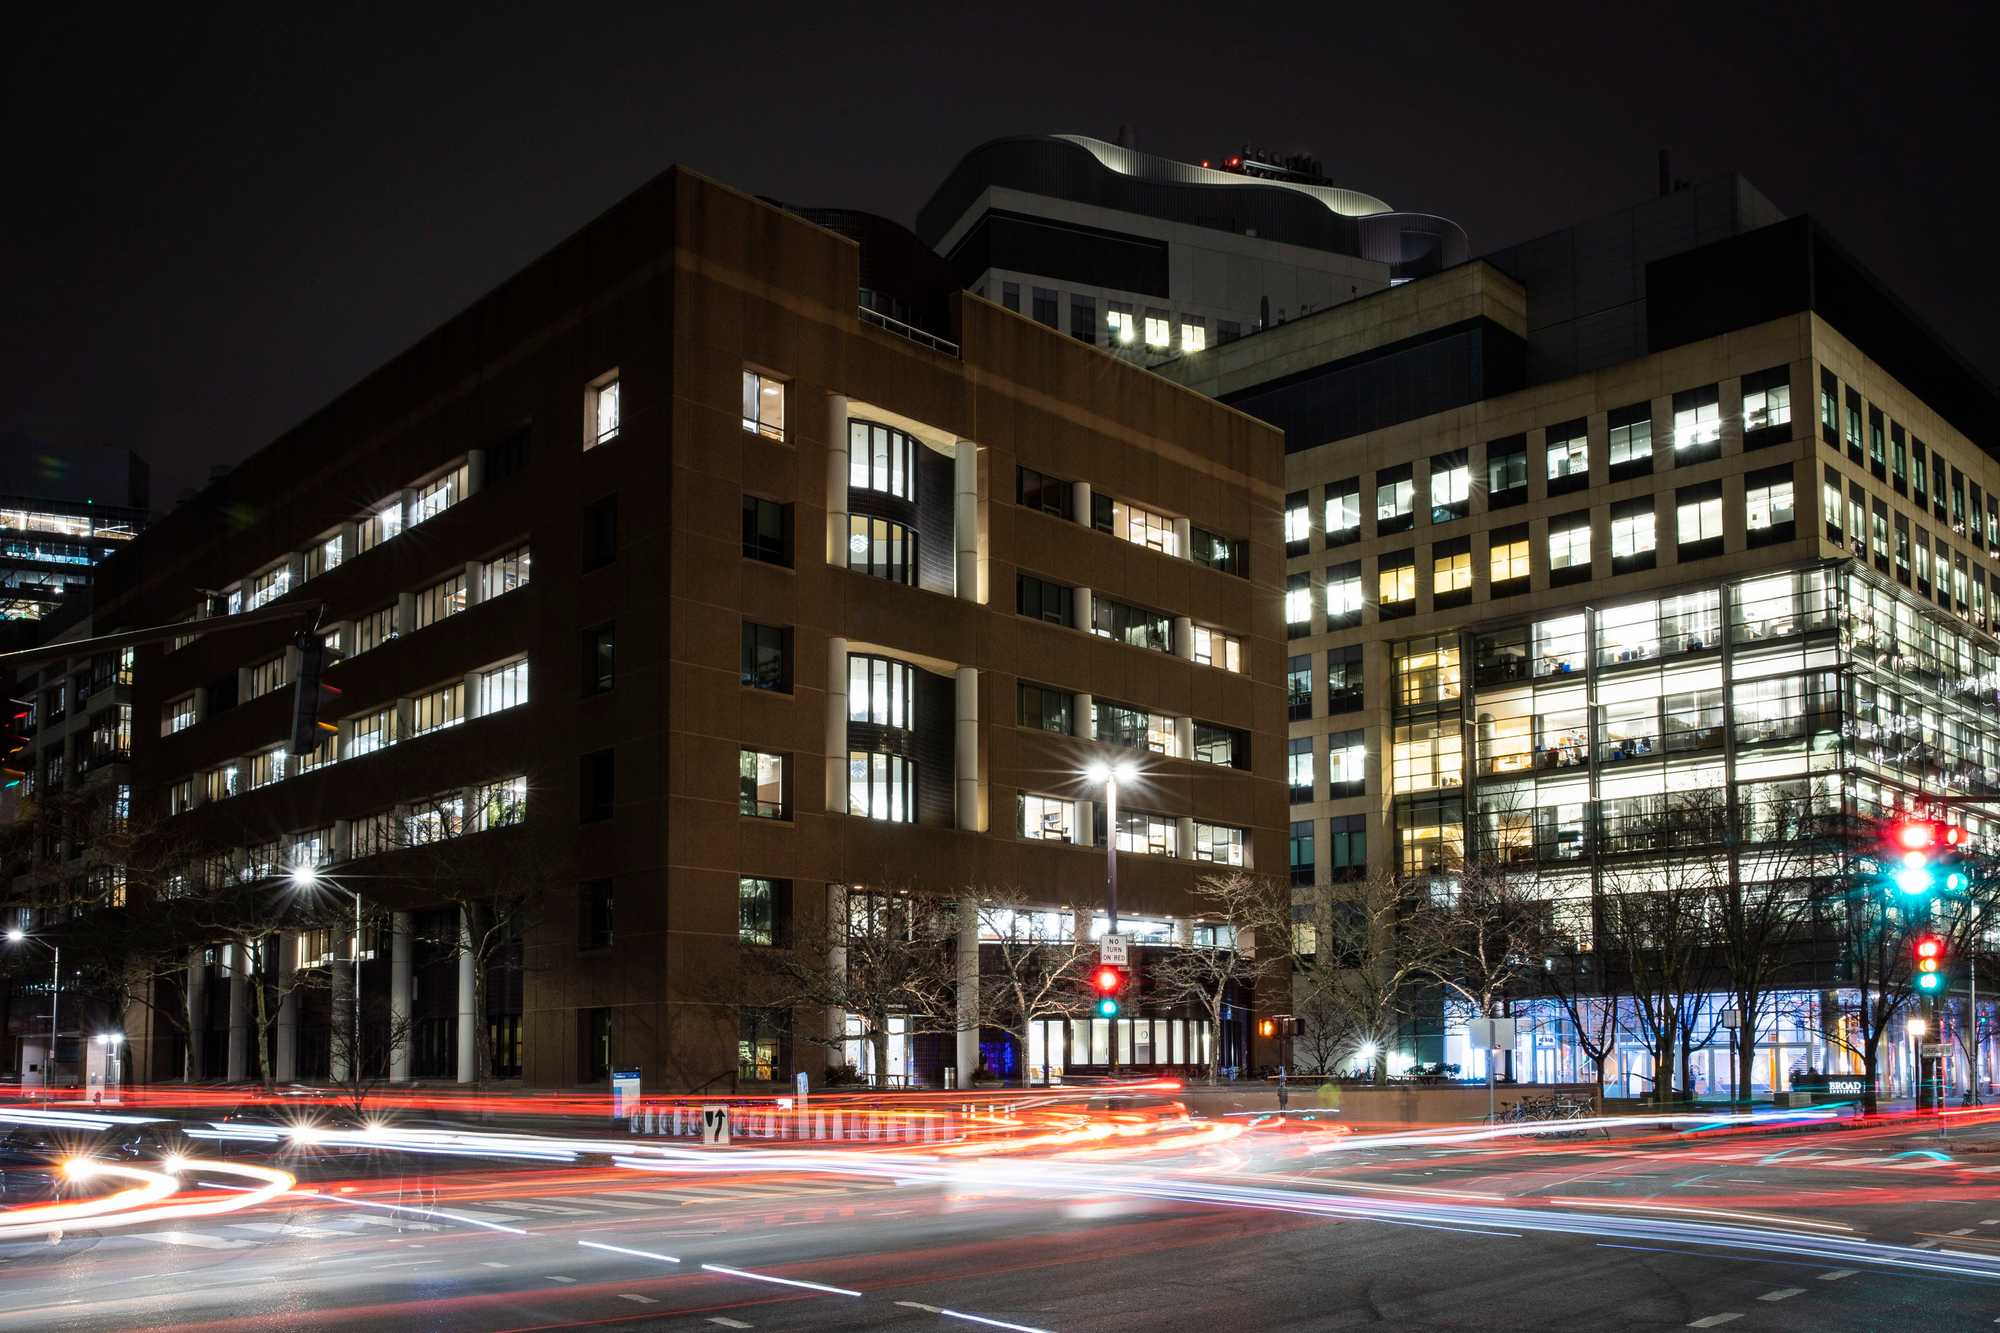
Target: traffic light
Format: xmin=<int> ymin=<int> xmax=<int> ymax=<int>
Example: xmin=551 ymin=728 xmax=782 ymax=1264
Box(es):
xmin=1091 ymin=964 xmax=1126 ymax=1019
xmin=1914 ymin=934 xmax=1947 ymax=995
xmin=1258 ymin=1017 xmax=1277 ymax=1040
xmin=1884 ymin=818 xmax=1970 ymax=899
xmin=288 ymin=635 xmax=341 ymax=756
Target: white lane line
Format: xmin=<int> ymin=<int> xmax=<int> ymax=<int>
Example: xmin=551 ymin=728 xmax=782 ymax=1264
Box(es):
xmin=700 ymin=1263 xmax=861 ymax=1297
xmin=897 ymin=1304 xmax=945 ymax=1314
xmin=543 ymin=1195 xmax=662 ymax=1212
xmin=379 ymin=1260 xmax=445 ymax=1269
xmin=617 ymin=1293 xmax=659 ymax=1304
xmin=578 ymin=1240 xmax=681 ymax=1264
xmin=505 ymin=1201 xmax=596 ymax=1216
xmin=1818 ymin=1268 xmax=1857 ymax=1280
xmin=1951 ymin=1228 xmax=1977 ymax=1235
xmin=545 ymin=1276 xmax=577 ymax=1284
xmin=481 ymin=1262 xmax=508 ymax=1268
xmin=1689 ymin=1317 xmax=1743 ymax=1328
xmin=1983 ymin=1219 xmax=2000 ymax=1225
xmin=1758 ymin=1288 xmax=1805 ymax=1301
xmin=939 ymin=1310 xmax=1054 ymax=1332
xmin=708 ymin=1320 xmax=753 ymax=1329
xmin=135 ymin=1231 xmax=253 ymax=1250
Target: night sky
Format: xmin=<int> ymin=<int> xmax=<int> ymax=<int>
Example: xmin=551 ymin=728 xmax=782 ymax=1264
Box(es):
xmin=5 ymin=4 xmax=1994 ymax=508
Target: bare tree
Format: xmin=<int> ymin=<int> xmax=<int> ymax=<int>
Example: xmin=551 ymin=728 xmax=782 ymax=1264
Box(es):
xmin=1602 ymin=846 xmax=1727 ymax=1104
xmin=748 ymin=887 xmax=959 ymax=1086
xmin=1151 ymin=871 xmax=1290 ymax=1084
xmin=1534 ymin=916 xmax=1624 ymax=1098
xmin=975 ymin=893 xmax=1090 ymax=1086
xmin=1412 ymin=862 xmax=1550 ymax=1057
xmin=324 ymin=985 xmax=417 ymax=1118
xmin=1289 ymin=870 xmax=1440 ymax=1078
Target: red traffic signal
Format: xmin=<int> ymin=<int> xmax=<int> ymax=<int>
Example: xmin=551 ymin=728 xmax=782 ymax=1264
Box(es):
xmin=1092 ymin=965 xmax=1125 ymax=996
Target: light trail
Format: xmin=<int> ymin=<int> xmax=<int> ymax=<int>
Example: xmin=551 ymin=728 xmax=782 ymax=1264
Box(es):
xmin=0 ymin=1159 xmax=292 ymax=1241
xmin=577 ymin=1238 xmax=680 ymax=1263
xmin=699 ymin=1262 xmax=863 ymax=1296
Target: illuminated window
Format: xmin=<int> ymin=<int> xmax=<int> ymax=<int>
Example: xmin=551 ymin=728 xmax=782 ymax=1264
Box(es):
xmin=1677 ymin=490 xmax=1725 ymax=546
xmin=247 ymin=655 xmax=289 ymax=699
xmin=1392 ymin=721 xmax=1462 ymax=793
xmin=1094 ymin=699 xmax=1180 ymax=755
xmin=406 ymin=792 xmax=465 ymax=845
xmin=164 ymin=694 xmax=197 ymax=735
xmin=1548 ymin=519 xmax=1591 ymax=573
xmin=1192 ymin=822 xmax=1245 ymax=865
xmin=1104 ymin=497 xmax=1178 ymax=555
xmin=846 ymin=751 xmax=910 ymax=822
xmin=1284 ymin=492 xmax=1311 ymax=550
xmin=742 ymin=370 xmax=785 ymax=440
xmin=1288 ymin=737 xmax=1314 ymax=799
xmin=347 ymin=707 xmax=398 ymax=758
xmin=1489 ymin=531 xmax=1531 ymax=584
xmin=1109 ymin=809 xmax=1177 ymax=856
xmin=1433 ymin=547 xmax=1472 ymax=595
xmin=1192 ymin=626 xmax=1242 ymax=672
xmin=1376 ymin=473 xmax=1414 ymax=527
xmin=483 ymin=545 xmax=531 ymax=599
xmin=410 ymin=681 xmax=465 ymax=737
xmin=1325 ymin=481 xmax=1361 ymax=541
xmin=203 ymin=764 xmax=240 ymax=802
xmin=1107 ymin=306 xmax=1136 ymax=345
xmin=1143 ymin=313 xmax=1171 ymax=348
xmin=246 ymin=564 xmax=291 ymax=610
xmin=848 ymin=420 xmax=918 ymax=501
xmin=413 ymin=573 xmax=467 ymax=629
xmin=355 ymin=498 xmax=403 ymax=553
xmin=1327 ymin=731 xmax=1367 ymax=797
xmin=1545 ymin=424 xmax=1588 ymax=486
xmin=1326 ymin=563 xmax=1363 ymax=624
xmin=1180 ymin=318 xmax=1207 ymax=352
xmin=586 ymin=371 xmax=620 ymax=448
xmin=248 ymin=747 xmax=288 ymax=790
xmin=1395 ymin=636 xmax=1461 ymax=708
xmin=1379 ymin=556 xmax=1416 ymax=606
xmin=739 ymin=878 xmax=779 ymax=946
xmin=302 ymin=532 xmax=343 ymax=581
xmin=1675 ymin=386 xmax=1722 ymax=452
xmin=479 ymin=658 xmax=529 ymax=714
xmin=1286 ymin=573 xmax=1313 ymax=630
xmin=474 ymin=776 xmax=527 ymax=830
xmin=846 ymin=514 xmax=913 ymax=583
xmin=409 ymin=462 xmax=469 ymax=526
xmin=1430 ymin=455 xmax=1471 ymax=517
xmin=847 ymin=655 xmax=913 ymax=728
xmin=1608 ymin=404 xmax=1653 ymax=470
xmin=742 ymin=749 xmax=791 ymax=819
xmin=352 ymin=605 xmax=396 ymax=656
xmin=1019 ymin=794 xmax=1077 ymax=842
xmin=1745 ymin=475 xmax=1795 ymax=537
xmin=1611 ymin=504 xmax=1656 ymax=560
xmin=1742 ymin=367 xmax=1792 ymax=432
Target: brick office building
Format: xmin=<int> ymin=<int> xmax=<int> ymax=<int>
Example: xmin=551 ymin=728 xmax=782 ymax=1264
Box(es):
xmin=88 ymin=168 xmax=1287 ymax=1089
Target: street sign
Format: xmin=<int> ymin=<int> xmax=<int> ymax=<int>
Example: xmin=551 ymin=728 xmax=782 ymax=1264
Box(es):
xmin=1466 ymin=1017 xmax=1518 ymax=1049
xmin=1099 ymin=933 xmax=1128 ymax=966
xmin=1922 ymin=1043 xmax=1948 ymax=1058
xmin=702 ymin=1106 xmax=732 ymax=1145
xmin=796 ymin=1070 xmax=810 ymax=1106
xmin=611 ymin=1067 xmax=641 ymax=1119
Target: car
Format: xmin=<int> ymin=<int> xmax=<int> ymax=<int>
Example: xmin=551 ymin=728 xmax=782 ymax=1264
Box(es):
xmin=0 ymin=1128 xmax=71 ymax=1205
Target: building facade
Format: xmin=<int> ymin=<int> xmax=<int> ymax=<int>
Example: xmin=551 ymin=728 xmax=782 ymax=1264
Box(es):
xmin=916 ymin=133 xmax=1466 ymax=363
xmin=0 ymin=443 xmax=148 ymax=633
xmin=1165 ymin=198 xmax=2000 ymax=1098
xmin=80 ymin=168 xmax=1287 ymax=1090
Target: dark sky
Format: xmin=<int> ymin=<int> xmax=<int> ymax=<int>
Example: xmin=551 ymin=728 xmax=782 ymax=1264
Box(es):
xmin=5 ymin=3 xmax=1994 ymax=508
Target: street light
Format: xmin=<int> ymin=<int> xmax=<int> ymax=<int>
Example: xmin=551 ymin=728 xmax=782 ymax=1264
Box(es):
xmin=95 ymin=1032 xmax=124 ymax=1097
xmin=290 ymin=865 xmax=361 ymax=1080
xmin=1084 ymin=759 xmax=1139 ymax=1077
xmin=6 ymin=928 xmax=60 ymax=1091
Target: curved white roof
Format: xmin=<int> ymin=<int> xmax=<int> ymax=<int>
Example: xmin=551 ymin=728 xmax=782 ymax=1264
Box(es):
xmin=1054 ymin=134 xmax=1393 ymax=219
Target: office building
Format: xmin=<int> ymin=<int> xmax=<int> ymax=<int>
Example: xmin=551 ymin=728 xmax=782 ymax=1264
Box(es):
xmin=1162 ymin=179 xmax=2000 ymax=1097
xmin=79 ymin=168 xmax=1286 ymax=1089
xmin=0 ymin=441 xmax=148 ymax=632
xmin=917 ymin=133 xmax=1466 ymax=362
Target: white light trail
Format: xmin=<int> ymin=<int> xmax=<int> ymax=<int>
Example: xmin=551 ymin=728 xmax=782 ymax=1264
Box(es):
xmin=700 ymin=1262 xmax=863 ymax=1296
xmin=578 ymin=1239 xmax=681 ymax=1263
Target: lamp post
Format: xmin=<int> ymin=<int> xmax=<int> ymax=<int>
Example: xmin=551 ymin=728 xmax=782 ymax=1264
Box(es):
xmin=1084 ymin=758 xmax=1138 ymax=1076
xmin=95 ymin=1031 xmax=124 ymax=1098
xmin=290 ymin=867 xmax=361 ymax=1081
xmin=1908 ymin=1014 xmax=1929 ymax=1109
xmin=5 ymin=928 xmax=59 ymax=1091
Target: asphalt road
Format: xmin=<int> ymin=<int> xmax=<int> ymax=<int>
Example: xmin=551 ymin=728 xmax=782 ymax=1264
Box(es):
xmin=5 ymin=1110 xmax=2000 ymax=1331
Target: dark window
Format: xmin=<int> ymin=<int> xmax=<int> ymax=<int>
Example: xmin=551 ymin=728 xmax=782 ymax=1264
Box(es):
xmin=1290 ymin=820 xmax=1315 ymax=887
xmin=1090 ymin=491 xmax=1115 ymax=534
xmin=1823 ymin=465 xmax=1843 ymax=545
xmin=583 ymin=623 xmax=615 ymax=695
xmin=580 ymin=749 xmax=615 ymax=823
xmin=1001 ymin=281 xmax=1019 ymax=312
xmin=1844 ymin=388 xmax=1864 ymax=463
xmin=579 ymin=879 xmax=613 ymax=951
xmin=1328 ymin=814 xmax=1367 ymax=881
xmin=1287 ymin=654 xmax=1312 ymax=720
xmin=1069 ymin=295 xmax=1097 ymax=344
xmin=1218 ymin=319 xmax=1240 ymax=343
xmin=1894 ymin=514 xmax=1912 ymax=583
xmin=583 ymin=1008 xmax=611 ymax=1083
xmin=1868 ymin=405 xmax=1886 ymax=478
xmin=739 ymin=876 xmax=788 ymax=946
xmin=740 ymin=622 xmax=791 ymax=692
xmin=1326 ymin=644 xmax=1364 ymax=713
xmin=1090 ymin=596 xmax=1172 ymax=652
xmin=1607 ymin=403 xmax=1654 ymax=479
xmin=743 ymin=495 xmax=791 ymax=565
xmin=485 ymin=423 xmax=533 ymax=486
xmin=1017 ymin=682 xmax=1073 ymax=734
xmin=583 ymin=495 xmax=617 ymax=571
xmin=1017 ymin=574 xmax=1073 ymax=625
xmin=1819 ymin=368 xmax=1838 ymax=447
xmin=1031 ymin=287 xmax=1058 ymax=327
xmin=1190 ymin=524 xmax=1247 ymax=576
xmin=1913 ymin=439 xmax=1928 ymax=497
xmin=739 ymin=750 xmax=789 ymax=819
xmin=1891 ymin=422 xmax=1908 ymax=492
xmin=1017 ymin=466 xmax=1072 ymax=519
xmin=1486 ymin=436 xmax=1528 ymax=507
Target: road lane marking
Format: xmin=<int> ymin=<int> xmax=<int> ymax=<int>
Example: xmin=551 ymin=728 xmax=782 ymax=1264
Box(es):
xmin=616 ymin=1294 xmax=658 ymax=1304
xmin=1818 ymin=1268 xmax=1856 ymax=1280
xmin=1758 ymin=1288 xmax=1804 ymax=1301
xmin=700 ymin=1263 xmax=861 ymax=1296
xmin=481 ymin=1262 xmax=508 ymax=1268
xmin=708 ymin=1320 xmax=753 ymax=1329
xmin=505 ymin=1202 xmax=596 ymax=1216
xmin=543 ymin=1195 xmax=662 ymax=1211
xmin=1953 ymin=1228 xmax=1977 ymax=1235
xmin=379 ymin=1260 xmax=444 ymax=1269
xmin=938 ymin=1311 xmax=1054 ymax=1332
xmin=136 ymin=1231 xmax=253 ymax=1250
xmin=578 ymin=1240 xmax=682 ymax=1265
xmin=1689 ymin=1317 xmax=1743 ymax=1328
xmin=546 ymin=1276 xmax=577 ymax=1284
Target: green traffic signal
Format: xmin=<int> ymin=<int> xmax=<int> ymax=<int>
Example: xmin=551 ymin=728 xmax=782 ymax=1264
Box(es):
xmin=1096 ymin=997 xmax=1121 ymax=1018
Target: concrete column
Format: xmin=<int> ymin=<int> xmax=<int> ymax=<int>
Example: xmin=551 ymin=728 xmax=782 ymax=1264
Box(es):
xmin=1177 ymin=816 xmax=1197 ymax=861
xmin=1176 ymin=918 xmax=1196 ymax=947
xmin=1178 ymin=716 xmax=1196 ymax=761
xmin=954 ymin=440 xmax=981 ymax=602
xmin=1074 ymin=692 xmax=1095 ymax=742
xmin=456 ymin=907 xmax=477 ymax=1084
xmin=186 ymin=950 xmax=208 ymax=1079
xmin=465 ymin=446 xmax=487 ymax=498
xmin=955 ymin=667 xmax=980 ymax=832
xmin=827 ymin=394 xmax=849 ymax=564
xmin=1172 ymin=515 xmax=1192 ymax=559
xmin=226 ymin=945 xmax=249 ymax=1082
xmin=1076 ymin=798 xmax=1095 ymax=847
xmin=826 ymin=884 xmax=849 ymax=1070
xmin=827 ymin=637 xmax=850 ymax=814
xmin=390 ymin=913 xmax=412 ymax=1083
xmin=274 ymin=931 xmax=297 ymax=1082
xmin=1074 ymin=587 xmax=1094 ymax=634
xmin=1174 ymin=615 xmax=1195 ymax=660
xmin=955 ymin=898 xmax=980 ymax=1089
xmin=462 ymin=560 xmax=485 ymax=608
xmin=330 ymin=958 xmax=353 ymax=1082
xmin=1072 ymin=906 xmax=1093 ymax=945
xmin=1072 ymin=480 xmax=1093 ymax=525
